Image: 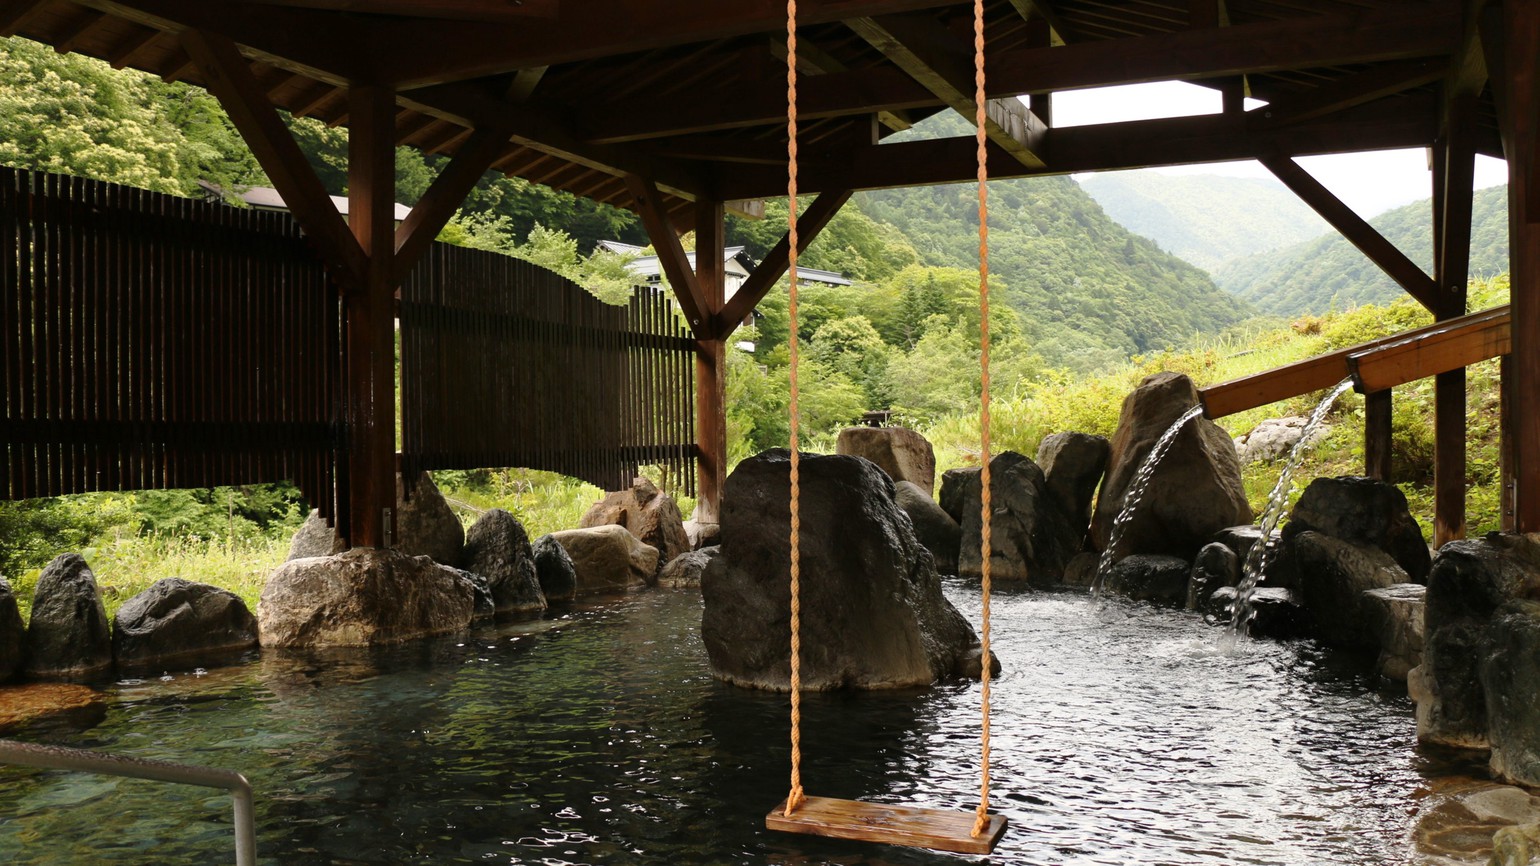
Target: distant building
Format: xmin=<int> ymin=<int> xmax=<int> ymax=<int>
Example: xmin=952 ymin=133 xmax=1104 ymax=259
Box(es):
xmin=197 ymin=181 xmax=413 ymax=223
xmin=597 ymin=241 xmax=851 ymax=352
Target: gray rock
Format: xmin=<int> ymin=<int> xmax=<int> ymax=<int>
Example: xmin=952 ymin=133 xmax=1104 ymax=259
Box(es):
xmin=658 ymin=547 xmax=719 ymax=589
xmin=462 ymin=509 xmax=546 ymax=615
xmin=258 ymin=548 xmax=474 ymax=648
xmin=1091 ymin=372 xmax=1252 ymax=562
xmin=1491 ymin=822 xmax=1540 ymax=866
xmin=1364 ymin=583 xmax=1426 ymax=682
xmin=1035 ymin=431 xmax=1110 ymax=534
xmin=1211 ymin=525 xmax=1269 ymax=563
xmin=0 ymin=577 xmax=22 ymax=683
xmin=580 ymin=477 xmax=691 ymax=575
xmin=548 ymin=525 xmax=659 ymax=594
xmin=1103 ymin=554 xmax=1191 ymax=606
xmin=1482 ymin=599 xmax=1540 ymax=787
xmin=111 ymin=578 xmax=258 ymax=670
xmin=1285 ymin=475 xmax=1431 ymax=583
xmin=1233 ymin=415 xmax=1329 ymax=464
xmin=287 ymin=509 xmax=347 ymax=560
xmin=954 ymin=452 xmax=1082 ymax=585
xmin=455 ymin=570 xmax=496 ymax=620
xmin=894 ymin=480 xmax=961 ymax=574
xmin=23 ymin=554 xmax=112 ymax=681
xmin=683 ymin=519 xmax=721 ymax=551
xmin=1289 ymin=530 xmax=1408 ymax=650
xmin=938 ymin=468 xmax=972 ymax=525
xmin=532 ymin=534 xmax=577 ymax=602
xmin=701 ymin=450 xmax=980 ymax=691
xmin=1062 ymin=551 xmax=1099 ymax=588
xmin=1188 ymin=542 xmax=1240 ymax=611
xmin=835 ymin=426 xmax=937 ymax=495
xmin=1417 ymin=533 xmax=1540 ymax=749
xmin=1207 ymin=586 xmax=1309 ymax=640
xmin=395 ymin=471 xmax=466 ymax=566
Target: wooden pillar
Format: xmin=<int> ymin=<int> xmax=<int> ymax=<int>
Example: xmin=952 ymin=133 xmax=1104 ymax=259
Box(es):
xmin=1502 ymin=353 xmax=1517 ymax=530
xmin=1494 ymin=0 xmax=1540 ymax=533
xmin=1433 ymin=96 xmax=1477 ymax=546
xmin=693 ymin=200 xmax=727 ymax=524
xmin=1365 ymin=389 xmax=1393 ymax=481
xmin=345 ymin=83 xmax=399 ymax=548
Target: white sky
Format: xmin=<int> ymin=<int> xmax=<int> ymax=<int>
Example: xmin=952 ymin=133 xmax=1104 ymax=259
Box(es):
xmin=1052 ymin=81 xmax=1508 ymax=218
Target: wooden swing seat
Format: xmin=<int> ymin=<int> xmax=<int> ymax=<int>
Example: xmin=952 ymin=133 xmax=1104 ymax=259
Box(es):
xmin=765 ymin=796 xmax=1008 ymax=855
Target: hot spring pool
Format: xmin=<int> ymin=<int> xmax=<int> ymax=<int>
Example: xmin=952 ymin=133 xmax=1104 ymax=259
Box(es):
xmin=0 ymin=582 xmax=1452 ymax=864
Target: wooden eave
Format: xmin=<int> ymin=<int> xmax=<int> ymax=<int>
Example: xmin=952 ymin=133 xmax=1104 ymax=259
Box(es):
xmin=1 ymin=0 xmax=1496 ymax=226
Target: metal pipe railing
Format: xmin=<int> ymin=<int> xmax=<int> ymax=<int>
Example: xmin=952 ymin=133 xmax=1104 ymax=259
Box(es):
xmin=0 ymin=739 xmax=256 ymax=865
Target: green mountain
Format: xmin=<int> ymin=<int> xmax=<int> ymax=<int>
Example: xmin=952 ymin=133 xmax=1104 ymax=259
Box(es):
xmin=1077 ymin=171 xmax=1330 ymax=272
xmin=1214 ymin=185 xmax=1510 ymax=317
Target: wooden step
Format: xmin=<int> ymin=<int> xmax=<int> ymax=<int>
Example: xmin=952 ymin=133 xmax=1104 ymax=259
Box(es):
xmin=766 ymin=796 xmax=1008 ymax=855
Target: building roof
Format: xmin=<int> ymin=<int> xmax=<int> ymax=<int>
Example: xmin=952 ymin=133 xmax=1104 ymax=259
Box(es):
xmin=600 ymin=242 xmax=852 ymax=287
xmin=199 ymin=181 xmax=413 ymax=222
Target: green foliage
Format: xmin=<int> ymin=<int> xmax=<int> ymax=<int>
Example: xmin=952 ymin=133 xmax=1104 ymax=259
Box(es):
xmin=441 ymin=215 xmax=638 ymax=304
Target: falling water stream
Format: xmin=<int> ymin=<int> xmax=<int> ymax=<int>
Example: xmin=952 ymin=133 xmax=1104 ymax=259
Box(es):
xmin=1091 ymin=404 xmax=1204 ymax=597
xmin=1226 ymin=379 xmax=1356 ymax=639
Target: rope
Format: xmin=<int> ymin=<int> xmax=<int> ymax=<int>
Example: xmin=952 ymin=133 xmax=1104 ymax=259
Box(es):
xmin=783 ymin=0 xmax=805 ymax=818
xmin=970 ymin=0 xmax=995 ymax=839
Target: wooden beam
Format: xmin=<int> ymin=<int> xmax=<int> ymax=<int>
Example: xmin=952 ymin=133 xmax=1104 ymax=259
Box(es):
xmin=506 ymin=66 xmax=548 ymax=102
xmin=344 ymin=82 xmax=399 ymax=549
xmin=693 ymin=200 xmax=727 ymax=525
xmin=584 ymin=2 xmax=1456 ymax=144
xmin=239 ymin=0 xmax=559 ymax=21
xmin=0 ymin=0 xmax=49 ymax=38
xmin=1002 ymin=0 xmax=1065 ymax=46
xmin=627 ymin=175 xmax=711 ymax=338
xmin=1347 ymin=307 xmax=1509 ymax=393
xmin=1364 ymin=389 xmax=1393 ymax=482
xmin=1261 ymin=154 xmax=1441 ymax=312
xmin=391 ymin=126 xmax=512 ymax=284
xmin=714 ymin=99 xmax=1438 ymax=199
xmin=1248 ymin=59 xmax=1445 ymax=129
xmin=716 ymin=189 xmax=853 ymax=336
xmin=846 ymin=14 xmax=1047 ymax=168
xmin=767 ymin=36 xmax=912 ymax=132
xmin=108 ymin=26 xmax=166 ymax=69
xmin=372 ymin=0 xmax=965 ymax=88
xmin=180 ymin=30 xmax=367 ymax=285
xmin=1199 ymin=304 xmax=1509 ymax=418
xmin=1432 ymin=93 xmax=1479 ymax=545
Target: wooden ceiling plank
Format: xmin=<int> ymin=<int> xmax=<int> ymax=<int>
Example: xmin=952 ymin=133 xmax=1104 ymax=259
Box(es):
xmin=393 ymin=124 xmax=512 ymax=283
xmin=1261 ymin=154 xmax=1440 ymax=311
xmin=506 ymin=65 xmax=548 ymax=102
xmin=53 ymin=10 xmax=111 ymax=55
xmin=585 ymin=2 xmax=1456 ymax=144
xmin=626 ymin=175 xmax=711 ymax=338
xmin=768 ymin=35 xmax=913 ymax=131
xmin=238 ymin=0 xmax=559 ymax=22
xmin=179 ymin=29 xmax=366 ymax=285
xmin=0 ymin=0 xmax=50 ymax=39
xmin=108 ymin=25 xmax=165 ymax=68
xmin=1249 ymin=59 xmax=1445 ymax=128
xmin=716 ymin=189 xmax=854 ymax=336
xmin=846 ymin=13 xmax=1048 ymax=168
xmin=294 ymin=83 xmax=343 ymax=118
xmin=1002 ymin=0 xmax=1066 ymax=45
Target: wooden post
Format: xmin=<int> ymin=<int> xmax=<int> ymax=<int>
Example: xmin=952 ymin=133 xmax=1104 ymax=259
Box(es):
xmin=1365 ymin=389 xmax=1393 ymax=482
xmin=1502 ymin=353 xmax=1517 ymax=531
xmin=1433 ymin=96 xmax=1476 ymax=546
xmin=693 ymin=200 xmax=727 ymax=524
xmin=345 ymin=83 xmax=399 ymax=548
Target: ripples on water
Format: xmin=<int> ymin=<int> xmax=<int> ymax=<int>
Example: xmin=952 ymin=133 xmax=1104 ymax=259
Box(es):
xmin=0 ymin=584 xmax=1426 ymax=865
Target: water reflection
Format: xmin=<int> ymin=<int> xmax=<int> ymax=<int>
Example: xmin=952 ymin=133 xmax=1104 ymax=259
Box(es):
xmin=0 ymin=586 xmax=1434 ymax=865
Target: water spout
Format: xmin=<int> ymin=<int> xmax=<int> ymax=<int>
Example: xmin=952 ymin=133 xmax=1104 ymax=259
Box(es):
xmin=1226 ymin=378 xmax=1355 ymax=640
xmin=1091 ymin=404 xmax=1204 ymax=597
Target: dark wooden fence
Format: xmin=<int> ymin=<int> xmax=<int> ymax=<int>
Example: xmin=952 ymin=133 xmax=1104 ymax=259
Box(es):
xmin=0 ymin=168 xmax=346 ymax=524
xmin=399 ymin=244 xmax=696 ymax=495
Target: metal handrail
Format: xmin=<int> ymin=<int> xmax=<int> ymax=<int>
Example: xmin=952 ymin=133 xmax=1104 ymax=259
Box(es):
xmin=0 ymin=739 xmax=256 ymax=865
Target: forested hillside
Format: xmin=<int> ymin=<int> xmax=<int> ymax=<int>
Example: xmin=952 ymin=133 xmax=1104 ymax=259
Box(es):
xmin=1078 ymin=171 xmax=1330 ymax=271
xmin=1215 ymin=185 xmax=1510 ymax=316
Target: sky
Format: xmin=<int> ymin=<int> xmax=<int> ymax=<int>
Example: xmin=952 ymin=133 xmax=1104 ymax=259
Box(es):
xmin=1052 ymin=81 xmax=1508 ymax=218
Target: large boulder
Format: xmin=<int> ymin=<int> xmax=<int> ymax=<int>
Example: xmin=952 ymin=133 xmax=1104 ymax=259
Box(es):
xmin=835 ymin=426 xmax=937 ymax=495
xmin=1481 ymin=599 xmax=1540 ymax=787
xmin=1283 ymin=476 xmax=1431 ymax=583
xmin=1415 ymin=533 xmax=1540 ymax=749
xmin=1233 ymin=415 xmax=1329 ymax=464
xmin=579 ymin=477 xmax=690 ymax=575
xmin=395 ymin=471 xmax=466 ymax=566
xmin=1035 ymin=432 xmax=1110 ymax=535
xmin=938 ymin=468 xmax=972 ymax=525
xmin=1288 ymin=531 xmax=1409 ymax=650
xmin=23 ymin=554 xmax=112 ymax=681
xmin=953 ymin=452 xmax=1082 ymax=585
xmin=531 ymin=534 xmax=578 ymax=601
xmin=287 ymin=510 xmax=347 ymax=560
xmin=1091 ymin=372 xmax=1252 ymax=562
xmin=894 ymin=480 xmax=961 ymax=574
xmin=658 ymin=547 xmax=719 ymax=589
xmin=1364 ymin=583 xmax=1426 ymax=682
xmin=548 ymin=525 xmax=659 ymax=594
xmin=1102 ymin=554 xmax=1191 ymax=606
xmin=0 ymin=577 xmax=23 ymax=683
xmin=111 ymin=578 xmax=259 ymax=670
xmin=462 ymin=509 xmax=546 ymax=615
xmin=1210 ymin=586 xmax=1311 ymax=640
xmin=1187 ymin=542 xmax=1240 ymax=611
xmin=701 ymin=450 xmax=979 ymax=691
xmin=258 ymin=548 xmax=474 ymax=648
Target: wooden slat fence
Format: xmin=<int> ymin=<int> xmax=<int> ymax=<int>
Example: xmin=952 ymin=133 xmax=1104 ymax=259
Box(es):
xmin=0 ymin=167 xmax=346 ymax=525
xmin=400 ymin=244 xmax=695 ymax=495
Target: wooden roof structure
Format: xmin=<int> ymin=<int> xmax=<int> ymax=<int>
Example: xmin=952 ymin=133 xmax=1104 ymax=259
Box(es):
xmin=2 ymin=0 xmax=1536 ymax=548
